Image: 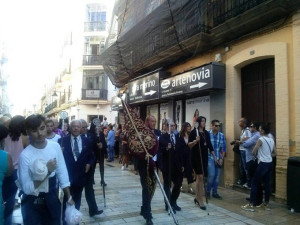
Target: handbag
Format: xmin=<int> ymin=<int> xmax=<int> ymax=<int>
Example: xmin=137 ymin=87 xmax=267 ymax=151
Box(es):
xmin=232 ymin=143 xmax=240 ymax=155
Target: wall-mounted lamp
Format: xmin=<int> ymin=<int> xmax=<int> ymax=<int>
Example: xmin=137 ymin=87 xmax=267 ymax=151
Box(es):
xmin=215 ymin=53 xmax=222 ymax=62
xmin=52 ymin=91 xmax=58 ymax=97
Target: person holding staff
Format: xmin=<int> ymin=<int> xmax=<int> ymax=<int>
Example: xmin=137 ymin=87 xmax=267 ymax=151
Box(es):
xmin=188 ymin=116 xmax=215 ymax=210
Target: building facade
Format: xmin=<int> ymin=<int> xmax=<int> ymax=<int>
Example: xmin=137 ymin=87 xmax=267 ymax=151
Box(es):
xmin=103 ymin=0 xmax=300 ymax=200
xmin=42 ymin=0 xmax=117 ymax=125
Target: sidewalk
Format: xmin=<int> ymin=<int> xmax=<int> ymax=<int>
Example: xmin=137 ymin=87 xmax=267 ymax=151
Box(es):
xmin=12 ymin=159 xmax=299 ymax=225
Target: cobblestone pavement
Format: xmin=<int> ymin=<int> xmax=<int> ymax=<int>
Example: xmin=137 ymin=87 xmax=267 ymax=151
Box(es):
xmin=12 ymin=160 xmax=300 ymax=225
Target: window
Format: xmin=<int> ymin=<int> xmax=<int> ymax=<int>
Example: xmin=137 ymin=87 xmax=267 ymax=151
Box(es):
xmin=83 ymin=70 xmax=107 ymax=90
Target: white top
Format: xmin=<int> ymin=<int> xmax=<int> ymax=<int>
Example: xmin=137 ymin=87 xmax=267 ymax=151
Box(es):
xmin=239 ymin=127 xmax=251 ymax=151
xmin=257 ymin=136 xmax=274 ymax=163
xmin=46 ymin=134 xmax=61 ymax=143
xmin=18 ymin=140 xmax=70 ymax=196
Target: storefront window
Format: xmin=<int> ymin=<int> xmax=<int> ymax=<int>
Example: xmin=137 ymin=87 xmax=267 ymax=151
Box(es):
xmin=185 ymin=96 xmax=210 ymax=130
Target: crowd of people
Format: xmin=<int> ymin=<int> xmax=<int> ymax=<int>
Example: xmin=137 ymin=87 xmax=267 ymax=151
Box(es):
xmin=0 ymin=112 xmax=276 ymax=225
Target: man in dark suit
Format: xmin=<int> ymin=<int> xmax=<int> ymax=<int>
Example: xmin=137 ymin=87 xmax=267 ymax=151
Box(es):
xmin=80 ymin=119 xmax=103 ymax=218
xmin=158 ymin=121 xmax=184 ymax=212
xmin=59 ymin=120 xmax=94 ymax=224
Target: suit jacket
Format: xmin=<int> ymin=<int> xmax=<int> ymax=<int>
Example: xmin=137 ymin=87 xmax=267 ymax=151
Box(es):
xmin=158 ymin=132 xmax=183 ymax=173
xmin=59 ymin=135 xmax=94 ymax=187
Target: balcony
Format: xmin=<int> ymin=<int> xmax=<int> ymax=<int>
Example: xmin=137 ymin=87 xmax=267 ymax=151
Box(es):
xmin=84 ymin=21 xmax=108 ymax=32
xmin=210 ymin=0 xmax=291 ymax=45
xmin=60 ymin=94 xmax=66 ymax=105
xmin=100 ymin=0 xmax=300 ymax=87
xmin=82 ymin=55 xmax=101 ymax=66
xmin=44 ymin=100 xmax=57 ymax=113
xmin=81 ymin=89 xmax=108 ymax=100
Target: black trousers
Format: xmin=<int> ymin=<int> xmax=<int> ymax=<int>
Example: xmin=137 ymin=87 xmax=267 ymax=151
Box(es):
xmin=85 ymin=163 xmax=99 ymax=215
xmin=246 ymin=160 xmax=263 ymax=205
xmin=138 ymin=160 xmax=155 ymax=220
xmin=162 ymin=168 xmax=183 ymax=206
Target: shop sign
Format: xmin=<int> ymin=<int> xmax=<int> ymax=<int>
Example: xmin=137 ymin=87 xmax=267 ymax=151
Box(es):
xmin=111 ymin=94 xmax=126 ymax=111
xmin=128 ymin=72 xmax=160 ymax=103
xmin=86 ymin=90 xmax=100 ymax=98
xmin=159 ymin=63 xmax=225 ymax=98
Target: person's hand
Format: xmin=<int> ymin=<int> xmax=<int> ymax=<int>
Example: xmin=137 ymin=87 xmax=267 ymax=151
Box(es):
xmin=85 ymin=164 xmax=91 ymax=173
xmin=97 ymin=142 xmax=103 ymax=149
xmin=67 ymin=196 xmax=75 ymax=205
xmin=195 ymin=136 xmax=200 ymax=142
xmin=47 ymin=158 xmax=57 ymax=173
xmin=218 ymin=158 xmax=223 ymax=166
xmin=167 ymin=143 xmax=172 ymax=150
xmin=214 ymin=156 xmax=218 ymax=164
xmin=181 ymin=167 xmax=184 ymax=172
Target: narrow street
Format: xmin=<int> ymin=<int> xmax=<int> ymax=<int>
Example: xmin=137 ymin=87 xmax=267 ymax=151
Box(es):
xmin=13 ymin=161 xmax=299 ymax=225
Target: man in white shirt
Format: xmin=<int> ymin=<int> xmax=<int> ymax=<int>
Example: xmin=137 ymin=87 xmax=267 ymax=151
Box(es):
xmin=101 ymin=117 xmax=108 ymax=127
xmin=236 ymin=117 xmax=251 ymax=186
xmin=18 ymin=114 xmax=73 ymax=225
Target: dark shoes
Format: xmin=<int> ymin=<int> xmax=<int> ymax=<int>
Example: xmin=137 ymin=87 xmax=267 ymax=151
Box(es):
xmin=194 ymin=198 xmax=206 ymax=210
xmin=165 ymin=204 xmax=176 ymax=213
xmin=200 ymin=205 xmax=207 ymax=210
xmin=101 ymin=181 xmax=107 ymax=187
xmin=172 ymin=204 xmax=181 ymax=211
xmin=236 ymin=179 xmax=243 ymax=185
xmin=212 ymin=193 xmax=222 ymax=199
xmin=146 ymin=218 xmax=153 ymax=225
xmin=90 ymin=210 xmax=103 ymax=218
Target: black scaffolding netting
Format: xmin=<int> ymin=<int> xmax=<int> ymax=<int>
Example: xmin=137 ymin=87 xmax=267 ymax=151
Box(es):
xmin=100 ymin=0 xmax=297 ymax=87
xmin=101 ymin=0 xmax=216 ymax=87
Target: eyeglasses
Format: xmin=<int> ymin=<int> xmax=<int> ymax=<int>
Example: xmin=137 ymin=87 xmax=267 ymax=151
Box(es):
xmin=214 ymin=125 xmax=220 ymax=127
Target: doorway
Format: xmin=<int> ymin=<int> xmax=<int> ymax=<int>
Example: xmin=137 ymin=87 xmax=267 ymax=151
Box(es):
xmin=241 ymin=58 xmax=276 ymax=192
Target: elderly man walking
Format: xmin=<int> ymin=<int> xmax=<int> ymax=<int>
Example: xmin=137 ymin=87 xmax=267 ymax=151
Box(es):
xmin=59 ymin=120 xmax=94 ymax=224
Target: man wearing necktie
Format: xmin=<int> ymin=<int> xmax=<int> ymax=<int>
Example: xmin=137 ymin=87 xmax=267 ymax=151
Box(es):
xmin=59 ymin=120 xmax=94 ymax=224
xmin=158 ymin=121 xmax=184 ymax=213
xmin=80 ymin=119 xmax=103 ymax=218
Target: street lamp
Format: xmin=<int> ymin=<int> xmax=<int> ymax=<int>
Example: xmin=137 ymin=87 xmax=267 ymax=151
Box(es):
xmin=52 ymin=90 xmax=58 ymax=97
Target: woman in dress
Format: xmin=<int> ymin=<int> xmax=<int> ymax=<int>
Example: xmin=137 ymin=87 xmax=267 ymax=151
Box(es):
xmin=0 ymin=124 xmax=14 ymax=225
xmin=177 ymin=122 xmax=194 ymax=194
xmin=192 ymin=109 xmax=199 ymax=127
xmin=188 ymin=116 xmax=215 ymax=210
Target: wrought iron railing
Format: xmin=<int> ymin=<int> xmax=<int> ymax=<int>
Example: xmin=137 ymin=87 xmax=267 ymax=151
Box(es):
xmin=82 ymin=55 xmax=101 ymax=65
xmin=60 ymin=94 xmax=66 ymax=105
xmin=84 ymin=21 xmax=108 ymax=32
xmin=44 ymin=100 xmax=57 ymax=113
xmin=211 ymin=0 xmax=268 ymax=27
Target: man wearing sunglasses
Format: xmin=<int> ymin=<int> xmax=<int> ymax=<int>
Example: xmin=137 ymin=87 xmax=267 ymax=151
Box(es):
xmin=207 ymin=120 xmax=226 ymax=199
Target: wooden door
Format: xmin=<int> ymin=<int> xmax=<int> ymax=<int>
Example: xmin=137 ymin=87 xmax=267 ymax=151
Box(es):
xmin=241 ymin=58 xmax=276 ymax=193
xmin=241 ymin=58 xmax=275 ymax=137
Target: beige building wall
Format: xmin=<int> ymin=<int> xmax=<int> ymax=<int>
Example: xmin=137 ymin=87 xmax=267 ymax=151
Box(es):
xmin=293 ymin=11 xmax=300 ymax=157
xmin=166 ymin=12 xmax=300 ymax=200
